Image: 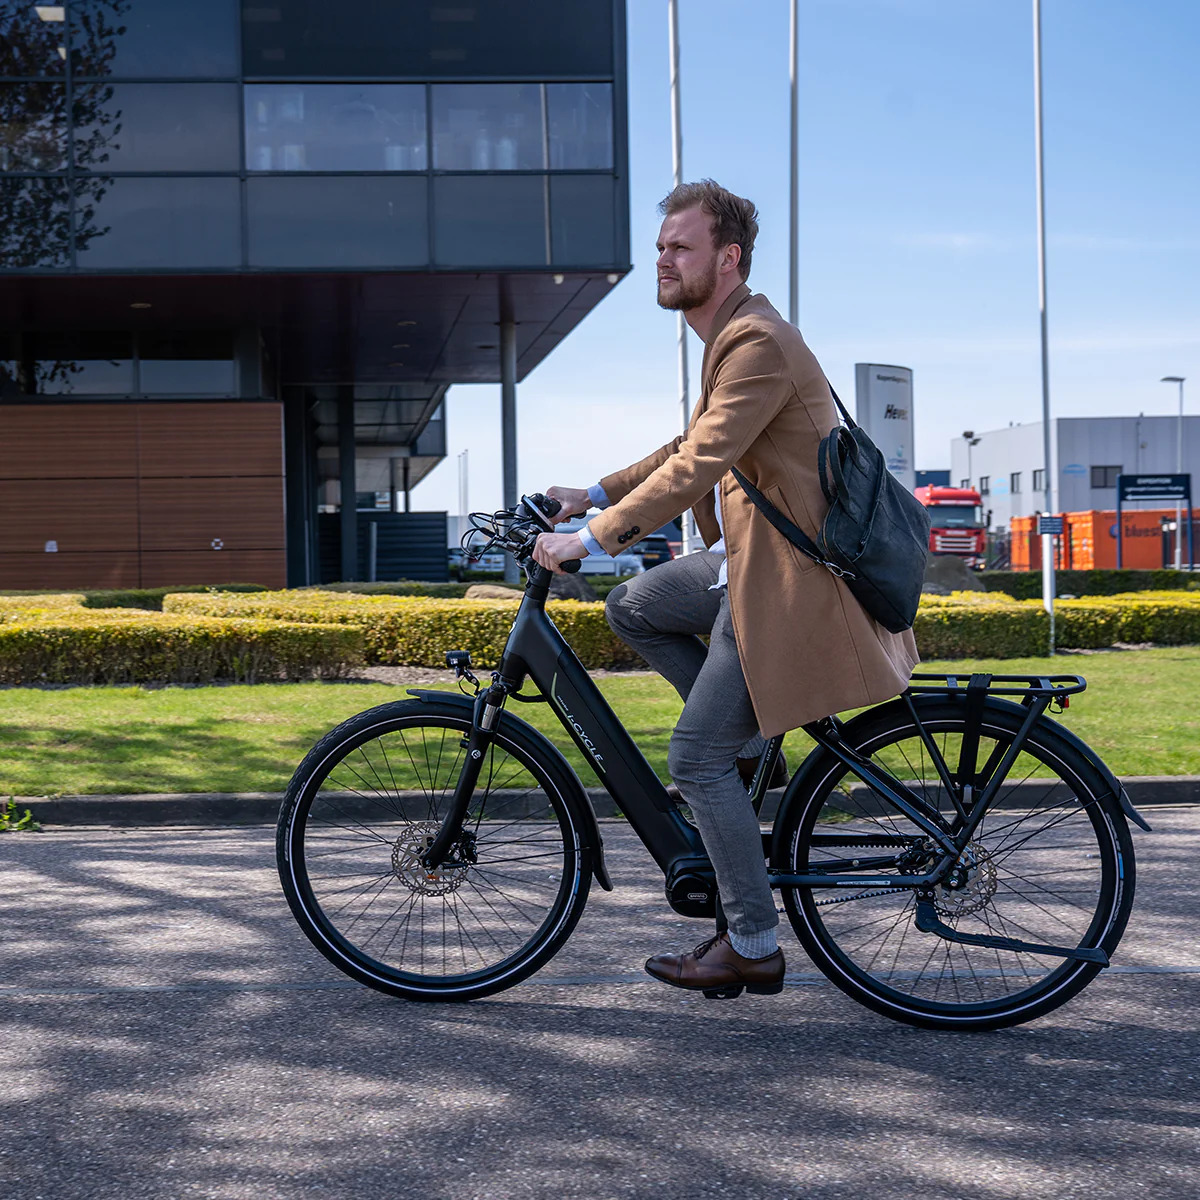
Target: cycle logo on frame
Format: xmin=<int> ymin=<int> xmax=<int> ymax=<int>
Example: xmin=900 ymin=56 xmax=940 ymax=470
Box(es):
xmin=550 ymin=673 xmax=606 ymax=771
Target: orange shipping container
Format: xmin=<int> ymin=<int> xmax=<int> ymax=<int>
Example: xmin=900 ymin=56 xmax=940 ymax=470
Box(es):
xmin=1010 ymin=509 xmax=1198 ymax=571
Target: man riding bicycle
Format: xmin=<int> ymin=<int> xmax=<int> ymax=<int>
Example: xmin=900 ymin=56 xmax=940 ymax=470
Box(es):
xmin=533 ymin=180 xmax=920 ymax=996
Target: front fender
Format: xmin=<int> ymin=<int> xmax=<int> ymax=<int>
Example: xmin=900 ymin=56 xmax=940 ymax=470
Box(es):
xmin=406 ymin=688 xmax=613 ymax=890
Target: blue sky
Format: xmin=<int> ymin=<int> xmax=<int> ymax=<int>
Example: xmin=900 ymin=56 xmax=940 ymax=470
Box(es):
xmin=417 ymin=0 xmax=1199 ymax=514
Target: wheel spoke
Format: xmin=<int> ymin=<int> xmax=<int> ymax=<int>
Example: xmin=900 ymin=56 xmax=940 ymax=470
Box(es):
xmin=280 ymin=709 xmax=585 ymax=998
xmin=780 ymin=705 xmax=1131 ymax=1028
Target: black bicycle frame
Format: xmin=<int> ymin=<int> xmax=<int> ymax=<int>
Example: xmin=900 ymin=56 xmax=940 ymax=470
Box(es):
xmin=422 ymin=563 xmax=1090 ymax=900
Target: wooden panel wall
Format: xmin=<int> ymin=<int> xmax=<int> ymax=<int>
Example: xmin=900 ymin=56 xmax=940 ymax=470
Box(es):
xmin=0 ymin=403 xmax=286 ymax=591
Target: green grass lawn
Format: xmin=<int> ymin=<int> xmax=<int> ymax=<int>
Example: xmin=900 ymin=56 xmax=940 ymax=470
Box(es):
xmin=0 ymin=647 xmax=1196 ymax=796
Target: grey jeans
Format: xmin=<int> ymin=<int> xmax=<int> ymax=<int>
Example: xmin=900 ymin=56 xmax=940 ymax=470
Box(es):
xmin=605 ymin=552 xmax=779 ymax=939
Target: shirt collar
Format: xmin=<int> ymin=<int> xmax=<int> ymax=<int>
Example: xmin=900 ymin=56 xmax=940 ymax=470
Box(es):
xmin=704 ymin=282 xmax=752 ymax=346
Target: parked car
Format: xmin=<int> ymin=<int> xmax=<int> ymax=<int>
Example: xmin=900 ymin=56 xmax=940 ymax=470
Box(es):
xmin=633 ymin=533 xmax=674 ymax=569
xmin=449 ymin=547 xmax=504 ymax=577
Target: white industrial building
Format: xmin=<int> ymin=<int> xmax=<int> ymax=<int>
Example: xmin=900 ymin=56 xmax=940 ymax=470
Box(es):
xmin=950 ymin=415 xmax=1200 ymax=531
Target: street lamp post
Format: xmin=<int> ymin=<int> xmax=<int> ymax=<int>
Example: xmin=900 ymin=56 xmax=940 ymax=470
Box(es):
xmin=1033 ymin=0 xmax=1055 ymax=654
xmin=963 ymin=430 xmax=981 ymax=487
xmin=1162 ymin=376 xmax=1186 ymax=568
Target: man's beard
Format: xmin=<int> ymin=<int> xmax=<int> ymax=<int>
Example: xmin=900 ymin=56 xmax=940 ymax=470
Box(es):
xmin=656 ymin=257 xmax=719 ymax=311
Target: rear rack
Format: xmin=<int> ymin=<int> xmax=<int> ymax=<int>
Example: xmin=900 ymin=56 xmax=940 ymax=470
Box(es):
xmin=906 ymin=672 xmax=1087 ymax=698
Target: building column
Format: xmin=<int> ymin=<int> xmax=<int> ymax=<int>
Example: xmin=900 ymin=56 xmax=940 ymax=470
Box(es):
xmin=500 ymin=318 xmax=519 ymax=584
xmin=283 ymin=391 xmax=310 ymax=586
xmin=338 ymin=387 xmax=357 ymax=581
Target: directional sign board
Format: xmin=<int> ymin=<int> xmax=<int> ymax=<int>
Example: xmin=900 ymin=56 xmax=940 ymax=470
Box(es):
xmin=1116 ymin=474 xmax=1193 ymax=567
xmin=1037 ymin=515 xmax=1063 ymax=536
xmin=1117 ymin=473 xmax=1190 ymax=502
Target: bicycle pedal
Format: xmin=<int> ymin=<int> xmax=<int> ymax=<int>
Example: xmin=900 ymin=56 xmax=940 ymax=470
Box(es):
xmin=701 ymin=985 xmax=745 ymax=1000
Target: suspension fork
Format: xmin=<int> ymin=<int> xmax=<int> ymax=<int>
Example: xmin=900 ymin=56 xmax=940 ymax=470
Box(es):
xmin=420 ymin=680 xmax=508 ymax=870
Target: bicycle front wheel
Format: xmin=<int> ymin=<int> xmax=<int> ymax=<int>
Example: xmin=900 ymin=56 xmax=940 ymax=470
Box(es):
xmin=277 ymin=698 xmax=591 ymax=1001
xmin=776 ymin=699 xmax=1135 ymax=1031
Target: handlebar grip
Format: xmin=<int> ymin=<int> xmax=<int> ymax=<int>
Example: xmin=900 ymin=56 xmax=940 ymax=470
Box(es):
xmin=562 ymin=559 xmax=581 ymax=574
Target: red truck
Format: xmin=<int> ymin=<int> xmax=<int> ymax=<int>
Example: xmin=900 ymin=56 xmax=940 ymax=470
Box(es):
xmin=914 ymin=485 xmax=986 ymax=567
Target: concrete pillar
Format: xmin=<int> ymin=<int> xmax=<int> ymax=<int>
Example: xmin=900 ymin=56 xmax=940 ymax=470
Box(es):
xmin=338 ymin=387 xmax=357 ymax=581
xmin=500 ymin=318 xmax=519 ymax=584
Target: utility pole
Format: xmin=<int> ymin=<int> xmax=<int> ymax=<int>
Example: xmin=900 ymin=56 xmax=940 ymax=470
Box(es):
xmin=789 ymin=0 xmax=799 ymax=326
xmin=668 ymin=0 xmax=695 ymax=554
xmin=1033 ymin=0 xmax=1056 ymax=655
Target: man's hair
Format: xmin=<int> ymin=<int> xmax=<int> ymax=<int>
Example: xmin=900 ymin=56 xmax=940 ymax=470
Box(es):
xmin=658 ymin=180 xmax=759 ymax=280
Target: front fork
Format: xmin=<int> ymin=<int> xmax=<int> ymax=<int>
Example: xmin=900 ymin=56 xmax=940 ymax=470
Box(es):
xmin=420 ymin=680 xmax=507 ymax=871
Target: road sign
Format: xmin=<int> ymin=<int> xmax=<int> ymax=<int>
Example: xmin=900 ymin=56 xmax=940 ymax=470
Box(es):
xmin=1037 ymin=515 xmax=1063 ymax=536
xmin=1117 ymin=473 xmax=1190 ymax=502
xmin=1116 ymin=474 xmax=1193 ymax=567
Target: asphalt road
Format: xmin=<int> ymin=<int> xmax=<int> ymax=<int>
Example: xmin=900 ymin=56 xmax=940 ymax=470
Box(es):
xmin=0 ymin=810 xmax=1197 ymax=1200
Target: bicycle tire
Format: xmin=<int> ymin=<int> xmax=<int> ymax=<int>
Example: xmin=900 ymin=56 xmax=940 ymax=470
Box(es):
xmin=277 ymin=698 xmax=592 ymax=1001
xmin=773 ymin=697 xmax=1135 ymax=1031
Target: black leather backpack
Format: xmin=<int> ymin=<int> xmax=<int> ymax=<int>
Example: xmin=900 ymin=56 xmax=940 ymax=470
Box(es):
xmin=732 ymin=385 xmax=930 ymax=634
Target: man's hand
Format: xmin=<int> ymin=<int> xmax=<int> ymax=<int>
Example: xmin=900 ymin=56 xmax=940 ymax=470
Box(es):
xmin=533 ymin=531 xmax=587 ymax=574
xmin=544 ymin=486 xmax=591 ymax=525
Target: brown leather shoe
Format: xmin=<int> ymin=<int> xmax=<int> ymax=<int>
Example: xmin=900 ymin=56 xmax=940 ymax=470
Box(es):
xmin=666 ymin=750 xmax=788 ymax=804
xmin=645 ymin=932 xmax=785 ymax=999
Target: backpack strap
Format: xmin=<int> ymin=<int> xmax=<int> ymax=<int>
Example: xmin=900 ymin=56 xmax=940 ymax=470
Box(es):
xmin=828 ymin=383 xmax=856 ymax=429
xmin=817 ymin=433 xmax=837 ymax=505
xmin=731 ymin=467 xmax=856 ymax=579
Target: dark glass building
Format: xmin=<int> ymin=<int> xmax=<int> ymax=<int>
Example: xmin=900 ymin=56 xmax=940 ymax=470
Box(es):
xmin=0 ymin=0 xmax=629 ymax=587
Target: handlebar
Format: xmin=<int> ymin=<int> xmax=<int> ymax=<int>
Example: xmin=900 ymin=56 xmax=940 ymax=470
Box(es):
xmin=461 ymin=493 xmax=586 ymax=578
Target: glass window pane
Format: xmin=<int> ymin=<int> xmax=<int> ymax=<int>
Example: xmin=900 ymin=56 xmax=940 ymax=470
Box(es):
xmin=0 ymin=2 xmax=67 ymax=76
xmin=0 ymin=81 xmax=66 ymax=170
xmin=432 ymin=85 xmax=545 ymax=171
xmin=0 ymin=177 xmax=71 ymax=268
xmin=75 ymin=177 xmax=241 ymax=269
xmin=73 ymin=83 xmax=239 ymax=173
xmin=139 ymin=332 xmax=237 ymax=396
xmin=433 ymin=176 xmax=547 ymax=267
xmin=550 ymin=174 xmax=615 ymax=266
xmin=247 ymin=176 xmax=428 ymax=268
xmin=242 ymin=0 xmax=612 ymax=78
xmin=245 ymin=84 xmax=426 ymax=172
xmin=71 ymin=0 xmax=238 ymax=78
xmin=0 ymin=332 xmax=19 ymax=395
xmin=31 ymin=332 xmax=134 ymax=395
xmin=547 ymin=83 xmax=612 ymax=170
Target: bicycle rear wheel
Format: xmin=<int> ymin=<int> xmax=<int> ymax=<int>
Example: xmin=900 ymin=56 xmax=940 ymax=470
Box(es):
xmin=775 ymin=699 xmax=1135 ymax=1031
xmin=277 ymin=698 xmax=591 ymax=1001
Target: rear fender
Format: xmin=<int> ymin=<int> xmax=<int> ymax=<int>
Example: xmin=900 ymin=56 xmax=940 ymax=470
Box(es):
xmin=406 ymin=688 xmax=614 ymax=890
xmin=769 ymin=692 xmax=1150 ymax=868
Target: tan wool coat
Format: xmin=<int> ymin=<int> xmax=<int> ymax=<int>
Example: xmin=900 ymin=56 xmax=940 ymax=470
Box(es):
xmin=587 ymin=284 xmax=920 ymax=739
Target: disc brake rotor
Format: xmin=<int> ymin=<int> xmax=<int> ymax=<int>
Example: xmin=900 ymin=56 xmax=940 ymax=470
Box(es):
xmin=935 ymin=840 xmax=998 ymax=917
xmin=391 ymin=821 xmax=470 ymax=896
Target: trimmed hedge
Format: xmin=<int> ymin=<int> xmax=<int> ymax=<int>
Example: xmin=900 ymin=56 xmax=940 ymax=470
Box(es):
xmin=309 ymin=581 xmax=472 ymax=599
xmin=980 ymin=569 xmax=1193 ymax=600
xmin=311 ymin=575 xmax=631 ymax=601
xmin=166 ymin=589 xmax=643 ymax=669
xmin=0 ymin=593 xmax=89 ymax=614
xmin=0 ymin=611 xmax=363 ymax=685
xmin=913 ymin=595 xmax=1048 ymax=658
xmin=80 ymin=583 xmax=268 ymax=612
xmin=163 ymin=586 xmax=1200 ymax=666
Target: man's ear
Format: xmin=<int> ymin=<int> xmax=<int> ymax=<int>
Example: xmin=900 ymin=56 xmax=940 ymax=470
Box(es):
xmin=720 ymin=243 xmax=742 ymax=276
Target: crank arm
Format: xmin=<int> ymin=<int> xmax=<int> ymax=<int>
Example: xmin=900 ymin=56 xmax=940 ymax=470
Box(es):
xmin=914 ymin=900 xmax=1109 ymax=966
